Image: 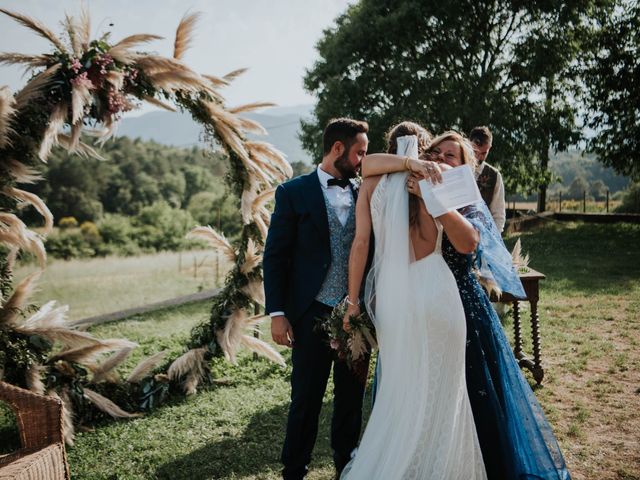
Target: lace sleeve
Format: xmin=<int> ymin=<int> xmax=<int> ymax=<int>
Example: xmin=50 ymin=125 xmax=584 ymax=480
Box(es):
xmin=460 ymin=202 xmax=526 ymax=299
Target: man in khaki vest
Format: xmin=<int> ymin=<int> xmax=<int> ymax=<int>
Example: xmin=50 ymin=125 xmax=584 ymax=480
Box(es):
xmin=470 ymin=126 xmax=506 ymax=232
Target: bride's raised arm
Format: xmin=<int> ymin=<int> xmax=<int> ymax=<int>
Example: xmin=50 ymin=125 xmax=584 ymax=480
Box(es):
xmin=362 ymin=153 xmax=442 ymax=184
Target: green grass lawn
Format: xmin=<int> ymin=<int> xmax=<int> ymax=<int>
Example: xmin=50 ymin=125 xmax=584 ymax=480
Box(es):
xmin=2 ymin=221 xmax=639 ymax=479
xmin=13 ymin=250 xmax=230 ymax=321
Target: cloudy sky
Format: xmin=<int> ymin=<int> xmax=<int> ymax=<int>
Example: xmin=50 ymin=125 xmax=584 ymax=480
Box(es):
xmin=0 ymin=0 xmax=354 ymax=112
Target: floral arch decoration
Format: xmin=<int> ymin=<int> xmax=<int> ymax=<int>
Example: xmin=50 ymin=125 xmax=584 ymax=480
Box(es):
xmin=0 ymin=7 xmax=289 ymax=441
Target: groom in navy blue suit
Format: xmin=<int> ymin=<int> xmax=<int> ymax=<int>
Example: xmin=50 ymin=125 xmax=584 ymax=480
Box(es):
xmin=263 ymin=118 xmax=369 ymax=480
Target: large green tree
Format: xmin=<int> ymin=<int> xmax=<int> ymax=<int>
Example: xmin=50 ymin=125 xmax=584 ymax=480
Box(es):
xmin=302 ymin=0 xmax=602 ymax=207
xmin=583 ymin=1 xmax=640 ymax=180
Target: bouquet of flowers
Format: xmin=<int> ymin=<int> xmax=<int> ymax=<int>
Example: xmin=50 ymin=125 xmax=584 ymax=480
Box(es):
xmin=316 ymin=297 xmax=377 ymax=368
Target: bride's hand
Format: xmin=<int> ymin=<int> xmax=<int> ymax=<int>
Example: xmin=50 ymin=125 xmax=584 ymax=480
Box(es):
xmin=406 ymin=173 xmax=422 ymax=198
xmin=408 ymin=158 xmax=442 ymax=184
xmin=343 ymin=304 xmax=360 ymax=332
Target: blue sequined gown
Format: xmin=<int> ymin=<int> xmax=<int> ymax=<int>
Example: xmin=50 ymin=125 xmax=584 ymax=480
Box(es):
xmin=441 ymin=229 xmax=571 ymax=480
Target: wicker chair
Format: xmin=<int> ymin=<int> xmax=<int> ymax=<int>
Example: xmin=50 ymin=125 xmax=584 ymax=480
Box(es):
xmin=0 ymin=381 xmax=70 ymax=480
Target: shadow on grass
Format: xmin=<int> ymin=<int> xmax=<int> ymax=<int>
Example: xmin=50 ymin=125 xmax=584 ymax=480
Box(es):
xmin=506 ymin=222 xmax=640 ymax=294
xmin=154 ymin=400 xmax=335 ymax=480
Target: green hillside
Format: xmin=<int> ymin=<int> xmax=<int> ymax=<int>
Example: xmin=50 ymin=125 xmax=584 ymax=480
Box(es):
xmin=548 ymin=151 xmax=630 ymax=194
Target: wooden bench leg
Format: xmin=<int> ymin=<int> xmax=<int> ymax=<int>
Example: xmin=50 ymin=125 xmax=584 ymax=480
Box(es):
xmin=530 ymin=299 xmax=544 ymax=385
xmin=512 ymin=301 xmax=523 ymax=360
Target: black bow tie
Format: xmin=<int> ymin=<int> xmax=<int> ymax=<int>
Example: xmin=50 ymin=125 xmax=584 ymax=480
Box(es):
xmin=327 ymin=178 xmax=352 ymax=188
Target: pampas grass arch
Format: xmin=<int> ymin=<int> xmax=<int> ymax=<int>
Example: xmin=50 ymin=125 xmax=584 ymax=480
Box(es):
xmin=0 ymin=6 xmax=289 ymax=442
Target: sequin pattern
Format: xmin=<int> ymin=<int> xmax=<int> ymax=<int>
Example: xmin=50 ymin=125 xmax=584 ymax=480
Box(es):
xmin=315 ymin=194 xmax=356 ymax=307
xmin=441 ymin=234 xmax=571 ymax=480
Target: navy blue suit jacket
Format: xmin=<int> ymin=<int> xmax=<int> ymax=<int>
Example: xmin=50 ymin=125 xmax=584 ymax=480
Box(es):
xmin=263 ymin=170 xmax=334 ymax=325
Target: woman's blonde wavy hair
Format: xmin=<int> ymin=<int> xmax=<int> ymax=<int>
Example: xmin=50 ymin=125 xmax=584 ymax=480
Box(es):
xmin=426 ymin=131 xmax=478 ymax=171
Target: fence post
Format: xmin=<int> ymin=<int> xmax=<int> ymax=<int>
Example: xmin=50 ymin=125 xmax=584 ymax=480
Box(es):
xmin=583 ymin=191 xmax=586 ymax=212
xmin=606 ymin=190 xmax=610 ymax=213
xmin=559 ymin=192 xmax=562 ymax=212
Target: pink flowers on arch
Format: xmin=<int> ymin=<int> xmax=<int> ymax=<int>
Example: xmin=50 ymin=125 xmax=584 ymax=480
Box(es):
xmin=94 ymin=53 xmax=114 ymax=75
xmin=70 ymin=57 xmax=82 ymax=74
xmin=70 ymin=71 xmax=94 ymax=90
xmin=106 ymin=89 xmax=132 ymax=115
xmin=65 ymin=51 xmax=139 ymax=121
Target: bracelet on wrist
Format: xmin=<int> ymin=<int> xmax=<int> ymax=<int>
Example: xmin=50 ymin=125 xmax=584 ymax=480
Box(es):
xmin=346 ymin=296 xmax=359 ymax=307
xmin=403 ymin=156 xmax=411 ymax=171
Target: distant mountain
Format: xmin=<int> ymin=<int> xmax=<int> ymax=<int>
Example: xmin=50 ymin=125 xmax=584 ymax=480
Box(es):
xmin=118 ymin=109 xmax=630 ymax=192
xmin=117 ymin=104 xmax=314 ymax=164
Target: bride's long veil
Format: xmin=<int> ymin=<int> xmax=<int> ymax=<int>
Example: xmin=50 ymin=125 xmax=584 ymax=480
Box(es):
xmin=349 ymin=170 xmax=422 ymax=477
xmin=364 ymin=136 xmax=416 ymax=404
xmin=364 ymin=171 xmax=411 ymax=333
xmin=364 ymin=135 xmax=416 ymax=333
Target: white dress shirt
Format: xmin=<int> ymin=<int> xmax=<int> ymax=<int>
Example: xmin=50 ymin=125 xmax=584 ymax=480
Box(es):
xmin=475 ymin=162 xmax=506 ymax=232
xmin=269 ymin=167 xmax=355 ymax=318
xmin=316 ymin=166 xmax=355 ymax=226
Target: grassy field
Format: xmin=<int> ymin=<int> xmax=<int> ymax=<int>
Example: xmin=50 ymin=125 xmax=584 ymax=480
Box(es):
xmin=2 ymin=221 xmax=639 ymax=479
xmin=13 ymin=250 xmax=230 ymax=321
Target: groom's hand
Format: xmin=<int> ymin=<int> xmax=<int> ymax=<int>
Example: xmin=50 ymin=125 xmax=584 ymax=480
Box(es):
xmin=271 ymin=315 xmax=294 ymax=347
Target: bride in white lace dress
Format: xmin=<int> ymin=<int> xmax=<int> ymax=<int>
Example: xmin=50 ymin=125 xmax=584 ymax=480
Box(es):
xmin=340 ymin=124 xmax=487 ymax=480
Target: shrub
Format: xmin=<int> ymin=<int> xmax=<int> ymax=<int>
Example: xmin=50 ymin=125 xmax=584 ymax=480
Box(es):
xmin=187 ymin=191 xmax=241 ymax=239
xmin=80 ymin=221 xmax=100 ymax=240
xmin=46 ymin=231 xmax=95 ymax=259
xmin=58 ymin=216 xmax=79 ymax=229
xmin=98 ymin=214 xmax=134 ymax=246
xmin=135 ymin=201 xmax=197 ymax=251
xmin=615 ymin=183 xmax=640 ymax=213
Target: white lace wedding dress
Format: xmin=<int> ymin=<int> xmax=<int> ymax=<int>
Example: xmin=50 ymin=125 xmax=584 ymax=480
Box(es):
xmin=341 ymin=173 xmax=487 ymax=480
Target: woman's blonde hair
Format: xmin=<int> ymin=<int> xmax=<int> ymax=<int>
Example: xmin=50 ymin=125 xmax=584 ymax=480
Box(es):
xmin=426 ymin=131 xmax=478 ymax=171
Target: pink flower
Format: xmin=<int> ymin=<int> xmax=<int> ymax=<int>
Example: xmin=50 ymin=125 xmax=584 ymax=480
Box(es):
xmin=105 ymin=88 xmax=132 ymax=116
xmin=95 ymin=54 xmax=114 ymax=75
xmin=70 ymin=58 xmax=82 ymax=74
xmin=70 ymin=71 xmax=94 ymax=90
xmin=330 ymin=339 xmax=340 ymax=350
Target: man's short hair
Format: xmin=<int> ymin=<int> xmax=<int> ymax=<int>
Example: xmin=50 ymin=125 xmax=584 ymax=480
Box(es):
xmin=469 ymin=126 xmax=493 ymax=145
xmin=323 ymin=118 xmax=369 ymax=154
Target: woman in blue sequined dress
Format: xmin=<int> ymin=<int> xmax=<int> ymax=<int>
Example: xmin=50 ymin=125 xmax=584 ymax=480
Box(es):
xmin=365 ymin=131 xmax=571 ymax=480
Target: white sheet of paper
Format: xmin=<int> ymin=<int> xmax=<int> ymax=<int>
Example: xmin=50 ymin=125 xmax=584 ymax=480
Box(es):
xmin=419 ymin=164 xmax=482 ymax=212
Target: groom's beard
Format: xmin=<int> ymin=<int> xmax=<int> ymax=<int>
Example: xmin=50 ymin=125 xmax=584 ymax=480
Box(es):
xmin=334 ymin=150 xmax=358 ymax=179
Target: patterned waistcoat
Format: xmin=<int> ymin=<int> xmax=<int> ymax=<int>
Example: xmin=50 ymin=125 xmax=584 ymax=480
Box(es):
xmin=315 ymin=195 xmax=356 ymax=307
xmin=476 ymin=162 xmax=499 ymax=207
